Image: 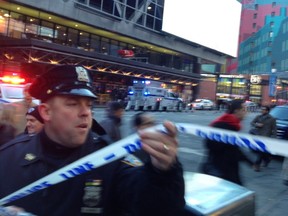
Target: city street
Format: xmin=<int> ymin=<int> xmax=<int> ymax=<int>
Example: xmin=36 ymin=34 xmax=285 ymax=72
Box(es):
xmin=2 ymin=1 xmax=288 ymax=215
xmin=94 ymin=108 xmax=288 ymax=216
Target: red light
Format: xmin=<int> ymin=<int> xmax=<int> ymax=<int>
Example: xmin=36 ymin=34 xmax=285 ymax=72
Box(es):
xmin=0 ymin=76 xmax=26 ymax=84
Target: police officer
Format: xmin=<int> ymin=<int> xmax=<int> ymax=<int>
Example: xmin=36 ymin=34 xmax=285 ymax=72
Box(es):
xmin=25 ymin=105 xmax=44 ymax=135
xmin=0 ymin=65 xmax=185 ymax=216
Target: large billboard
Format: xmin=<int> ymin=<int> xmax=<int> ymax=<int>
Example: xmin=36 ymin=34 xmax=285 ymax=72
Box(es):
xmin=162 ymin=0 xmax=242 ymax=58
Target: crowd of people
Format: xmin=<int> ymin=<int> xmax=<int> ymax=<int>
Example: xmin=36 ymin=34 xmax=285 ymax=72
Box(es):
xmin=199 ymin=99 xmax=280 ymax=186
xmin=0 ymin=64 xmax=285 ymax=215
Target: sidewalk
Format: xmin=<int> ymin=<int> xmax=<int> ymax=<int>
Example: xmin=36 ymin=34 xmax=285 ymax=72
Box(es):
xmin=241 ymin=154 xmax=288 ymax=216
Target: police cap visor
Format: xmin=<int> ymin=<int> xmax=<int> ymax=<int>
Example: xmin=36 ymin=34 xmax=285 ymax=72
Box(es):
xmin=57 ymin=88 xmax=97 ymax=99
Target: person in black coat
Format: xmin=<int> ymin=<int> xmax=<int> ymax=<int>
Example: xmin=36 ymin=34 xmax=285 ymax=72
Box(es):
xmin=250 ymin=105 xmax=277 ymax=171
xmin=0 ymin=65 xmax=185 ymax=216
xmin=99 ymin=101 xmax=124 ymax=142
xmin=200 ymin=99 xmax=254 ymax=185
xmin=0 ymin=122 xmax=16 ymax=146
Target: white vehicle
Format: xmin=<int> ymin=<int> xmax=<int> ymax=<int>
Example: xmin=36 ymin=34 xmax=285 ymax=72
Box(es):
xmin=0 ymin=76 xmax=39 ymax=104
xmin=159 ymin=91 xmax=183 ymax=111
xmin=244 ymin=101 xmax=258 ymax=112
xmin=125 ymin=86 xmax=182 ymax=111
xmin=191 ymin=99 xmax=215 ymax=110
xmin=0 ymin=83 xmax=26 ymax=103
xmin=125 ymin=85 xmax=146 ymax=111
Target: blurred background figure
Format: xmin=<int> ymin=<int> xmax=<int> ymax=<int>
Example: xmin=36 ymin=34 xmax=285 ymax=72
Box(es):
xmin=250 ymin=105 xmax=277 ymax=172
xmin=100 ymin=101 xmax=124 ymax=142
xmin=1 ymin=84 xmax=38 ymax=136
xmin=132 ymin=112 xmax=156 ymax=131
xmin=0 ymin=103 xmax=16 ymax=145
xmin=282 ymin=157 xmax=288 ymax=186
xmin=24 ymin=106 xmax=44 ymax=136
xmin=0 ymin=122 xmax=16 ymax=146
xmin=131 ymin=112 xmax=156 ymax=162
xmin=200 ymin=99 xmax=254 ymax=186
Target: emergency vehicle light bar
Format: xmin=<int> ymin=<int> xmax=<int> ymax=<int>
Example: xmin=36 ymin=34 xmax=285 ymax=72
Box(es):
xmin=0 ymin=76 xmax=26 ymax=84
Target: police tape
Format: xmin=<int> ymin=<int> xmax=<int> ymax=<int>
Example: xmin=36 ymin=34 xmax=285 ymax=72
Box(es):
xmin=0 ymin=123 xmax=287 ymax=206
xmin=175 ymin=123 xmax=287 ymax=157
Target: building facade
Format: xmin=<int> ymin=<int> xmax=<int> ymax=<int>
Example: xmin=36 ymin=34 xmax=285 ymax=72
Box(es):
xmin=222 ymin=0 xmax=288 ymax=105
xmin=227 ymin=0 xmax=288 ymax=74
xmin=198 ymin=74 xmax=278 ymax=106
xmin=0 ymin=0 xmax=227 ymax=105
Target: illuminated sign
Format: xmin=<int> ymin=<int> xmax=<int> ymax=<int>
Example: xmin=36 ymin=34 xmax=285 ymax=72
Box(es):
xmin=250 ymin=75 xmax=261 ymax=84
xmin=220 ymin=74 xmax=244 ymax=78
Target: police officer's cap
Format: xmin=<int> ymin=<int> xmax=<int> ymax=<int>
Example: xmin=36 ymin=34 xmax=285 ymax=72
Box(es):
xmin=29 ymin=65 xmax=97 ymax=101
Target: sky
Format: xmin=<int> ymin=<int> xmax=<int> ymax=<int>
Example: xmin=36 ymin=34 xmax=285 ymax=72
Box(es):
xmin=162 ymin=0 xmax=242 ymax=57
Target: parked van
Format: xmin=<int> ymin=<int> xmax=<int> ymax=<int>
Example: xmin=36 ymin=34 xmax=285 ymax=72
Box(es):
xmin=125 ymin=86 xmax=182 ymax=111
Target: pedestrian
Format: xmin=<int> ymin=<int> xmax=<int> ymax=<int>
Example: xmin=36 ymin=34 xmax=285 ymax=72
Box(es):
xmin=24 ymin=105 xmax=44 ymax=135
xmin=99 ymin=101 xmax=124 ymax=142
xmin=250 ymin=105 xmax=277 ymax=172
xmin=214 ymin=99 xmax=222 ymax=113
xmin=132 ymin=112 xmax=156 ymax=131
xmin=200 ymin=99 xmax=254 ymax=185
xmin=0 ymin=65 xmax=185 ymax=216
xmin=0 ymin=122 xmax=16 ymax=146
xmin=131 ymin=112 xmax=156 ymax=162
xmin=282 ymin=157 xmax=288 ymax=186
xmin=0 ymin=104 xmax=16 ymax=145
xmin=3 ymin=83 xmax=38 ymax=136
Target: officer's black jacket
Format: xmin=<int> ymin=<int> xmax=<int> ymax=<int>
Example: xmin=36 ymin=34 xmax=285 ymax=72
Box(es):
xmin=0 ymin=130 xmax=185 ymax=216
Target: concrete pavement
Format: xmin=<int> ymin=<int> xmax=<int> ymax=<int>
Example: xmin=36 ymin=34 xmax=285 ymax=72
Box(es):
xmin=240 ymin=153 xmax=288 ymax=216
xmin=93 ymin=107 xmax=288 ymax=215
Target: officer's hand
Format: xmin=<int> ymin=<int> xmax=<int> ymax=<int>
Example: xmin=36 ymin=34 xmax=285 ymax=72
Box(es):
xmin=0 ymin=206 xmax=35 ymax=216
xmin=139 ymin=121 xmax=178 ymax=171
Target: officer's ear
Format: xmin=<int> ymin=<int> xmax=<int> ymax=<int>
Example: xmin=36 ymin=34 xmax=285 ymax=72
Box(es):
xmin=38 ymin=103 xmax=51 ymax=122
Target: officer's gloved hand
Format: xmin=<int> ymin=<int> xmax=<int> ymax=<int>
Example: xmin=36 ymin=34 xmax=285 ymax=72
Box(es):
xmin=0 ymin=206 xmax=35 ymax=216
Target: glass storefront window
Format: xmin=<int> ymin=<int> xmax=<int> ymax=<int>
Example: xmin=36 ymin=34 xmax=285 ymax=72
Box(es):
xmin=160 ymin=53 xmax=172 ymax=67
xmin=0 ymin=9 xmax=9 ymax=36
xmin=146 ymin=15 xmax=154 ymax=29
xmin=183 ymin=59 xmax=193 ymax=72
xmin=8 ymin=12 xmax=25 ymax=39
xmin=55 ymin=24 xmax=67 ymax=45
xmin=125 ymin=6 xmax=134 ymax=19
xmin=39 ymin=20 xmax=54 ymax=42
xmin=217 ymin=78 xmax=232 ymax=94
xmin=89 ymin=0 xmax=102 ymax=9
xmin=173 ymin=55 xmax=182 ymax=70
xmin=90 ymin=34 xmax=100 ymax=52
xmin=100 ymin=37 xmax=109 ymax=54
xmin=147 ymin=2 xmax=156 ymax=16
xmin=78 ymin=31 xmax=90 ymax=51
xmin=67 ymin=28 xmax=78 ymax=47
xmin=250 ymin=84 xmax=261 ymax=95
xmin=119 ymin=42 xmax=127 ymax=49
xmin=24 ymin=16 xmax=40 ymax=39
xmin=231 ymin=78 xmax=246 ymax=95
xmin=110 ymin=39 xmax=119 ymax=57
